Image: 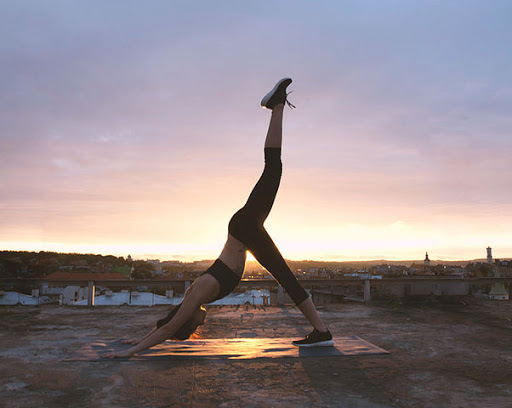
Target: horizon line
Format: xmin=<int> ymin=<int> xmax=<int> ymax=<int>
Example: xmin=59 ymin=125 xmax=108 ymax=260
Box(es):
xmin=1 ymin=249 xmax=509 ymax=264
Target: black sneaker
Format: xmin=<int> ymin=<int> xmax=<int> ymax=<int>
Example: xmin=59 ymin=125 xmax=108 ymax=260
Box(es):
xmin=292 ymin=329 xmax=334 ymax=347
xmin=260 ymin=77 xmax=296 ymax=110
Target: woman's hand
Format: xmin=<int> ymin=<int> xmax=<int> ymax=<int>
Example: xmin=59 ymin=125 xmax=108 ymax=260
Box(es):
xmin=101 ymin=348 xmax=135 ymax=359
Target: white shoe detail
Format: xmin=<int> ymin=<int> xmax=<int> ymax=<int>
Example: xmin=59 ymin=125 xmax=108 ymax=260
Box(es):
xmin=292 ymin=339 xmax=335 ymax=348
xmin=260 ymin=77 xmax=292 ymax=108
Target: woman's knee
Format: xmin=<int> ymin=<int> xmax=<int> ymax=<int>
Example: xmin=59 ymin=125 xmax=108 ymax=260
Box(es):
xmin=262 ymin=163 xmax=282 ymax=182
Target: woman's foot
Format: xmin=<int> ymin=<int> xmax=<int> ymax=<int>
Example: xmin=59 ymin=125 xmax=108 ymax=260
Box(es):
xmin=261 ymin=78 xmax=295 ymax=109
xmin=292 ymin=329 xmax=334 ymax=347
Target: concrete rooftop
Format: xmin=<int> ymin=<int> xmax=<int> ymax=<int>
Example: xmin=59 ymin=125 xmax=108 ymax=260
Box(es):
xmin=1 ymin=300 xmax=511 ymax=407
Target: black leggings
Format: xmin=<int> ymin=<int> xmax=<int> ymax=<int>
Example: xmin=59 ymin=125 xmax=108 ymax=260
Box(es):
xmin=228 ymin=147 xmax=309 ymax=305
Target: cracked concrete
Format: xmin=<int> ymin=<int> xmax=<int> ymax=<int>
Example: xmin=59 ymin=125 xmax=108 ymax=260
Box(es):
xmin=1 ymin=300 xmax=511 ymax=407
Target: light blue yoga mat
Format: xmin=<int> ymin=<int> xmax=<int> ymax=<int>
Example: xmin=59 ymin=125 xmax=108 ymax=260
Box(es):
xmin=64 ymin=335 xmax=389 ymax=361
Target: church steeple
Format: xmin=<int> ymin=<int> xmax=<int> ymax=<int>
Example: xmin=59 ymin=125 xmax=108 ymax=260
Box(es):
xmin=486 ymin=247 xmax=493 ymax=265
xmin=424 ymin=252 xmax=431 ymax=267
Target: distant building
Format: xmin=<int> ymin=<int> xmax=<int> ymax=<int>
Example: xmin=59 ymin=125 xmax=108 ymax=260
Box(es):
xmin=193 ymin=260 xmax=214 ymax=269
xmin=46 ymin=271 xmax=129 ymax=281
xmin=489 ymin=282 xmax=509 ymax=300
xmin=487 ymin=247 xmax=493 ymax=265
xmin=343 ymin=272 xmax=382 ymax=280
xmin=45 ymin=271 xmax=130 ymax=305
xmin=146 ymin=259 xmax=162 ymax=273
xmin=424 ymin=252 xmax=431 ymax=267
xmin=374 ymin=264 xmax=408 ymax=277
xmin=495 ymin=260 xmax=512 ymax=278
xmin=408 ymin=262 xmax=434 ymax=276
xmin=161 ymin=260 xmax=181 ymax=267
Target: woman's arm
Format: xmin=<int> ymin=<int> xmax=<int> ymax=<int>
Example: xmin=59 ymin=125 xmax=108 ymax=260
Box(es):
xmin=121 ymin=327 xmax=158 ymax=345
xmin=102 ymin=298 xmax=199 ymax=358
xmin=102 ymin=275 xmax=218 ymax=358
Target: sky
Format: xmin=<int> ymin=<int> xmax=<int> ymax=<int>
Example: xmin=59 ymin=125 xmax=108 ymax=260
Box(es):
xmin=1 ymin=1 xmax=512 ymax=262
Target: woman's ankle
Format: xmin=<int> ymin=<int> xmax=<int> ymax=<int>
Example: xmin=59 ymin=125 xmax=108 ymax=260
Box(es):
xmin=272 ymin=103 xmax=285 ymax=112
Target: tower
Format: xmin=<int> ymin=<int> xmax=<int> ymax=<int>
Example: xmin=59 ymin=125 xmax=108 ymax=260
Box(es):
xmin=486 ymin=247 xmax=492 ymax=265
xmin=424 ymin=252 xmax=430 ymax=267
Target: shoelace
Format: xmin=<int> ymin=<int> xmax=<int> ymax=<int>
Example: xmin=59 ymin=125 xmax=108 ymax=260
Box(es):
xmin=285 ymin=91 xmax=296 ymax=109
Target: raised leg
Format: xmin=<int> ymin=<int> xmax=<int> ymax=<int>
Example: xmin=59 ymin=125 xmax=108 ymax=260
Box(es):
xmin=265 ymin=103 xmax=284 ymax=148
xmin=228 ymin=80 xmax=330 ymax=335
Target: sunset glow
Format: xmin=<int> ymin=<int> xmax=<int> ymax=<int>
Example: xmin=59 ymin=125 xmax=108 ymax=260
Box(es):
xmin=2 ymin=1 xmax=512 ymax=262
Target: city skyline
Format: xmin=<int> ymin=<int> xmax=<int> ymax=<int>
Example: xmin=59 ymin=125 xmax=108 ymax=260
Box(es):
xmin=2 ymin=1 xmax=512 ymax=262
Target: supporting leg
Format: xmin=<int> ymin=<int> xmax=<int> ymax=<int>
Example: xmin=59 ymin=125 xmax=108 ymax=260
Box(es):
xmin=247 ymin=226 xmax=328 ymax=333
xmin=297 ymin=297 xmax=328 ymax=332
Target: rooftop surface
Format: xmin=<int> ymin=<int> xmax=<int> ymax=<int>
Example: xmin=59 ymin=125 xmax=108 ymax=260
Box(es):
xmin=1 ymin=300 xmax=511 ymax=407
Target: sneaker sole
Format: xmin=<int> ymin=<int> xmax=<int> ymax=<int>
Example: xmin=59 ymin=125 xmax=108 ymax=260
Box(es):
xmin=260 ymin=77 xmax=292 ymax=108
xmin=292 ymin=339 xmax=335 ymax=348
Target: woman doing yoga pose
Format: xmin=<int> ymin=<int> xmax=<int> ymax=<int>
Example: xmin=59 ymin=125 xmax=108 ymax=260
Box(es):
xmin=102 ymin=78 xmax=333 ymax=358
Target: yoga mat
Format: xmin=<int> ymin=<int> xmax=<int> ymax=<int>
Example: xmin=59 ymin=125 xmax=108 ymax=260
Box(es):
xmin=64 ymin=335 xmax=389 ymax=361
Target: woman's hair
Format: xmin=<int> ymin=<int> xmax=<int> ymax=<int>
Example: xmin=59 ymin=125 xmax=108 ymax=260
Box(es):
xmin=155 ymin=304 xmax=198 ymax=340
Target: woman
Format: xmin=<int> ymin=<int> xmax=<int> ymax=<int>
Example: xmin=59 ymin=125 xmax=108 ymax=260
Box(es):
xmin=102 ymin=78 xmax=333 ymax=358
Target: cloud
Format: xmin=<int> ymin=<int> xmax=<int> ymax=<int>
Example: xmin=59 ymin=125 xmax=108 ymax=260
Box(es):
xmin=1 ymin=1 xmax=512 ymax=259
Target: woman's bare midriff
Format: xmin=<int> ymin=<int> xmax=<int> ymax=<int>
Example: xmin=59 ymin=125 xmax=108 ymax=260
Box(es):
xmin=218 ymin=233 xmax=247 ymax=276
